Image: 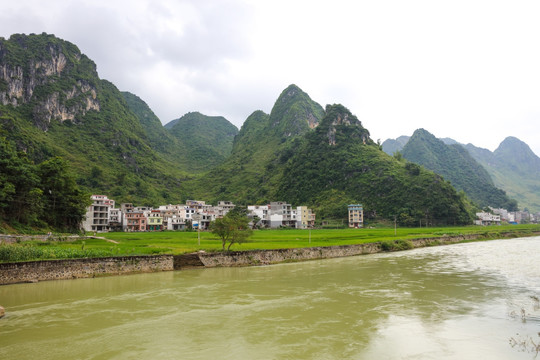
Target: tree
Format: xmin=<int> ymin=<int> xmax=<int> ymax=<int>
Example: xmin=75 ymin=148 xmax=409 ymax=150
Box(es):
xmin=0 ymin=137 xmax=43 ymax=225
xmin=38 ymin=157 xmax=90 ymax=232
xmin=211 ymin=211 xmax=253 ymax=251
xmin=251 ymin=215 xmax=261 ymax=229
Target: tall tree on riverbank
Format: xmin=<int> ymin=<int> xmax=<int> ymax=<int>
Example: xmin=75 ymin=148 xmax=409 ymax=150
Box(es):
xmin=210 ymin=209 xmax=253 ymax=251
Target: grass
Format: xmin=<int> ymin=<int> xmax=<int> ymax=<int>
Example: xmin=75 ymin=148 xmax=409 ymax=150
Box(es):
xmin=1 ymin=224 xmax=539 ymax=262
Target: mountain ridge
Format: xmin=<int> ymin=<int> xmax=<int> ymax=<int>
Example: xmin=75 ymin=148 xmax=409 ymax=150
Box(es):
xmin=384 ymin=132 xmax=540 ymax=211
xmin=401 ymin=129 xmax=517 ymax=210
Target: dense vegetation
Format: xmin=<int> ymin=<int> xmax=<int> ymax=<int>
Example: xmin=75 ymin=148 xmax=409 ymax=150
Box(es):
xmin=401 ymin=129 xmax=518 ymax=210
xmin=382 ymin=135 xmax=410 ymax=155
xmin=278 ymin=105 xmax=474 ymax=225
xmin=123 ymin=94 xmax=238 ymax=173
xmin=0 ymin=33 xmax=193 ymax=208
xmin=0 ymin=136 xmax=89 ymax=231
xmin=187 ymin=84 xmax=325 ymax=204
xmin=188 ymin=89 xmax=476 ymax=225
xmin=164 ymin=111 xmax=238 ymax=172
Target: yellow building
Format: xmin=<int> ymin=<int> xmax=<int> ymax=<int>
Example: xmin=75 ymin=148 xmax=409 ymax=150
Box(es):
xmin=147 ymin=210 xmax=163 ymax=231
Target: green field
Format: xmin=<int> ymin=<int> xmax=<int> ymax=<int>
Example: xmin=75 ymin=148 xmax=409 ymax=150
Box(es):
xmin=1 ymin=224 xmax=539 ymax=263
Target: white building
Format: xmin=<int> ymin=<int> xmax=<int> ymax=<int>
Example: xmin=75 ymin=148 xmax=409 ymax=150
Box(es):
xmin=268 ymin=202 xmax=295 ymax=228
xmin=82 ymin=195 xmax=113 ymax=233
xmin=248 ymin=205 xmax=269 ymax=227
xmin=474 ymin=212 xmax=501 ymax=226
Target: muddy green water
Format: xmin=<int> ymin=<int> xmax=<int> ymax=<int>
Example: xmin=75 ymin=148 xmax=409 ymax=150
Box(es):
xmin=1 ymin=237 xmax=539 ymax=359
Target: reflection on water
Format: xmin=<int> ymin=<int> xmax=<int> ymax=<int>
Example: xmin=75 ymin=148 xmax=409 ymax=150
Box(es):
xmin=1 ymin=237 xmax=539 ymax=359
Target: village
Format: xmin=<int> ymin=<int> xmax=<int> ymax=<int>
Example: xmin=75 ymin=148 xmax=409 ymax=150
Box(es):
xmin=475 ymin=208 xmax=540 ymax=225
xmin=82 ymin=195 xmax=539 ymax=234
xmin=82 ymin=195 xmax=366 ymax=233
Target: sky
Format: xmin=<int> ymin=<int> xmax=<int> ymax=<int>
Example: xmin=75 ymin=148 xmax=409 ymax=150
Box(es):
xmin=1 ymin=0 xmax=540 ymax=155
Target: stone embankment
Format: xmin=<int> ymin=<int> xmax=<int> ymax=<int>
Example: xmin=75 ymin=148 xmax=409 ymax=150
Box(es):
xmin=1 ymin=232 xmax=536 ymax=286
xmin=174 ymin=234 xmax=480 ymax=269
xmin=0 ymin=255 xmax=173 ymax=285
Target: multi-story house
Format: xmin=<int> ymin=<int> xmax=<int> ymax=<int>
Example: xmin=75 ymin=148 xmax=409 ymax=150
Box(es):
xmin=167 ymin=215 xmax=185 ymax=230
xmin=180 ymin=206 xmax=197 ymax=223
xmin=217 ymin=201 xmax=235 ymax=215
xmin=82 ymin=195 xmax=113 ymax=233
xmin=491 ymin=207 xmax=509 ymax=222
xmin=147 ymin=210 xmax=164 ymax=231
xmin=268 ymin=202 xmax=296 ymax=228
xmin=348 ymin=204 xmax=363 ymax=228
xmin=125 ymin=211 xmax=147 ymax=232
xmin=475 ymin=212 xmax=501 ymax=226
xmin=296 ymin=206 xmax=316 ymax=229
xmin=247 ymin=205 xmax=269 ymax=227
xmin=109 ymin=208 xmax=123 ymax=231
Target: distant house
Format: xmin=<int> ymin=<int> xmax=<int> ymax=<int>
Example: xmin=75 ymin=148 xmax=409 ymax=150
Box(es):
xmin=474 ymin=212 xmax=501 ymax=226
xmin=247 ymin=203 xmax=314 ymax=229
xmin=269 ymin=202 xmax=296 ymax=228
xmin=247 ymin=205 xmax=269 ymax=228
xmin=348 ymin=204 xmax=363 ymax=228
xmin=296 ymin=206 xmax=316 ymax=229
xmin=217 ymin=201 xmax=236 ymax=215
xmin=82 ymin=195 xmax=113 ymax=233
xmin=147 ymin=210 xmax=164 ymax=231
xmin=167 ymin=215 xmax=185 ymax=231
xmin=109 ymin=208 xmax=122 ymax=231
xmin=125 ymin=211 xmax=147 ymax=232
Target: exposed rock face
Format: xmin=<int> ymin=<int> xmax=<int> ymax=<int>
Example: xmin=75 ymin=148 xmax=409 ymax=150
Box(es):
xmin=324 ymin=105 xmax=370 ymax=146
xmin=32 ymin=81 xmax=100 ymax=130
xmin=0 ymin=36 xmax=100 ymax=130
xmin=0 ymin=305 xmax=4 ymax=318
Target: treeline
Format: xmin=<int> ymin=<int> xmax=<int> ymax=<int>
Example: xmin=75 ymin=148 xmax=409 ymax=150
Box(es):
xmin=0 ymin=137 xmax=90 ymax=232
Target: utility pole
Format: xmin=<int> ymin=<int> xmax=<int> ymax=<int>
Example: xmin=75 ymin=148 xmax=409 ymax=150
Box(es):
xmin=195 ymin=214 xmax=201 ymax=246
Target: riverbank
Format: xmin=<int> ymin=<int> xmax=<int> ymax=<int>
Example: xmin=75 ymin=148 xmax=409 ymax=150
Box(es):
xmin=0 ymin=255 xmax=173 ymax=285
xmin=174 ymin=232 xmax=516 ymax=269
xmin=2 ymin=230 xmax=538 ymax=286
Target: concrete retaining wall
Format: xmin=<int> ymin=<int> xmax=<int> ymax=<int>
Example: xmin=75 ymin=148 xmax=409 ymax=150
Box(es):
xmin=174 ymin=234 xmax=482 ymax=269
xmin=0 ymin=255 xmax=173 ymax=285
xmin=2 ymin=231 xmax=534 ymax=284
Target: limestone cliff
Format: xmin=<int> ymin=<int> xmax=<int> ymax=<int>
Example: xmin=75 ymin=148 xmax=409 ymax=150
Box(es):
xmin=0 ymin=34 xmax=100 ymax=130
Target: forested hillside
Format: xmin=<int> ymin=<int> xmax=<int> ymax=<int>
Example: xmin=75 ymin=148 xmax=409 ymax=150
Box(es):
xmin=190 ymin=87 xmax=474 ymax=225
xmin=0 ymin=33 xmax=190 ymax=208
xmin=278 ymin=106 xmax=474 ymax=224
xmin=187 ymin=84 xmax=325 ymax=204
xmin=164 ymin=112 xmax=238 ymax=172
xmin=401 ymin=129 xmax=518 ymax=210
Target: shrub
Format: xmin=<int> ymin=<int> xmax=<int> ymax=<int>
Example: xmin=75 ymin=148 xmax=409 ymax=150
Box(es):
xmin=380 ymin=239 xmax=414 ymax=251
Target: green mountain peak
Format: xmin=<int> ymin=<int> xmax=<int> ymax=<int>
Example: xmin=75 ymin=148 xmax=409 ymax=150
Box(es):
xmin=402 ymin=128 xmax=517 ymax=210
xmin=318 ymin=104 xmax=371 ymax=146
xmin=268 ymin=84 xmax=324 ymax=138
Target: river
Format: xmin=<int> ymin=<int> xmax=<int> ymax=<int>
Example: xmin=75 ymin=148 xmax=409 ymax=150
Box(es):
xmin=1 ymin=237 xmax=539 ymax=359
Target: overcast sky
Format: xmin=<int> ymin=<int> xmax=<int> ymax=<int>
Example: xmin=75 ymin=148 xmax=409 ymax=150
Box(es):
xmin=1 ymin=0 xmax=540 ymax=155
